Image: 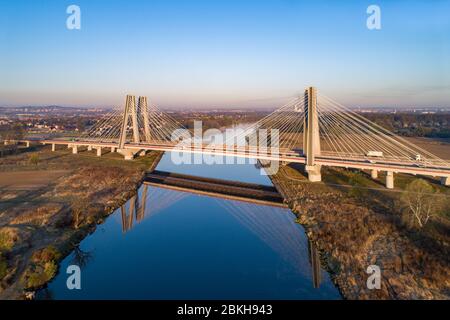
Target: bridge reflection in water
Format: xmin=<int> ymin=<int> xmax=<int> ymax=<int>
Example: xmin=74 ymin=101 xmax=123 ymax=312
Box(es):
xmin=119 ymin=181 xmax=324 ymax=289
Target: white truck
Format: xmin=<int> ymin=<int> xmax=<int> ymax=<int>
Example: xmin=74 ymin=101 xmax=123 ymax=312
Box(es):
xmin=366 ymin=151 xmax=383 ymax=157
xmin=366 ymin=151 xmax=383 ymax=163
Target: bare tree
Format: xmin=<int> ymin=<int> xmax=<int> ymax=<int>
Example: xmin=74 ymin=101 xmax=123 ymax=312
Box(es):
xmin=71 ymin=246 xmax=93 ymax=268
xmin=400 ymin=179 xmax=442 ymax=228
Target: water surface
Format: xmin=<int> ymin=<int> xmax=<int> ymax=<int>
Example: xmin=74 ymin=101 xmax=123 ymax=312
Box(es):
xmin=39 ymin=152 xmax=341 ymax=300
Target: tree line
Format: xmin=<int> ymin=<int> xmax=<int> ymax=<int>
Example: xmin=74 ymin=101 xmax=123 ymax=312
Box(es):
xmin=363 ymin=112 xmax=450 ymax=138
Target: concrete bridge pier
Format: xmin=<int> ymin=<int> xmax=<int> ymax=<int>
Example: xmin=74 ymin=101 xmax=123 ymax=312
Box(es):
xmin=371 ymin=169 xmax=378 ymax=179
xmin=96 ymin=147 xmax=102 ymax=157
xmin=87 ymin=145 xmax=93 ymax=151
xmin=72 ymin=145 xmax=78 ymax=154
xmin=306 ymin=165 xmax=322 ymax=182
xmin=386 ymin=171 xmax=394 ymax=189
xmin=25 ymin=141 xmax=30 ymax=148
xmin=111 ymin=147 xmax=116 ymax=153
xmin=138 ymin=150 xmax=147 ymax=157
xmin=440 ymin=177 xmax=450 ymax=186
xmin=51 ymin=143 xmax=56 ymax=152
xmin=118 ymin=149 xmax=139 ymax=160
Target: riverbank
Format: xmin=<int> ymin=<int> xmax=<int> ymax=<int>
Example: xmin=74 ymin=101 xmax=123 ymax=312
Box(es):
xmin=269 ymin=163 xmax=450 ymax=299
xmin=0 ymin=146 xmax=163 ymax=299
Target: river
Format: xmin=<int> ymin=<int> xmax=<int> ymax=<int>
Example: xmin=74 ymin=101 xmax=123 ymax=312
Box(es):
xmin=37 ymin=145 xmax=341 ymax=299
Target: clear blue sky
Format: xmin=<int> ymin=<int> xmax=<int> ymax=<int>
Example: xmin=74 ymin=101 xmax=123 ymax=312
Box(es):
xmin=0 ymin=0 xmax=449 ymax=109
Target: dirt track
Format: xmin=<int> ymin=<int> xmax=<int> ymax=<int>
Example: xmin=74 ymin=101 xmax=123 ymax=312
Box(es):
xmin=0 ymin=170 xmax=69 ymax=191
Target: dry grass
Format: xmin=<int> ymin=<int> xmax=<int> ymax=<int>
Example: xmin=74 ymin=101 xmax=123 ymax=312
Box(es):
xmin=0 ymin=146 xmax=162 ymax=298
xmin=10 ymin=204 xmax=64 ymax=226
xmin=0 ymin=170 xmax=69 ymax=191
xmin=404 ymin=137 xmax=450 ymax=160
xmin=271 ymin=164 xmax=450 ymax=299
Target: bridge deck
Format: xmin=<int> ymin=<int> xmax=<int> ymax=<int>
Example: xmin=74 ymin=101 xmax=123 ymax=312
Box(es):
xmin=40 ymin=139 xmax=450 ymax=178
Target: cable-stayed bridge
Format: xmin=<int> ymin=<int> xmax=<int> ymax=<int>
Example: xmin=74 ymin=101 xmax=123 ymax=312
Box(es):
xmin=38 ymin=87 xmax=450 ymax=189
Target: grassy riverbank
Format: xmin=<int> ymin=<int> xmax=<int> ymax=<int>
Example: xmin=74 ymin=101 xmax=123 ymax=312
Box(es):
xmin=269 ymin=164 xmax=450 ymax=299
xmin=0 ymin=146 xmax=163 ymax=299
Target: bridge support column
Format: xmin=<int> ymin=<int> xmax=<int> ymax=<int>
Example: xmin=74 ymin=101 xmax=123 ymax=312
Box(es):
xmin=25 ymin=141 xmax=30 ymax=148
xmin=118 ymin=149 xmax=140 ymax=161
xmin=139 ymin=96 xmax=152 ymax=143
xmin=303 ymin=87 xmax=321 ymax=182
xmin=111 ymin=147 xmax=116 ymax=153
xmin=138 ymin=150 xmax=147 ymax=157
xmin=96 ymin=147 xmax=102 ymax=157
xmin=72 ymin=145 xmax=78 ymax=154
xmin=118 ymin=95 xmax=140 ymax=150
xmin=87 ymin=145 xmax=93 ymax=151
xmin=386 ymin=171 xmax=394 ymax=189
xmin=371 ymin=169 xmax=378 ymax=179
xmin=51 ymin=143 xmax=56 ymax=152
xmin=440 ymin=177 xmax=450 ymax=186
xmin=306 ymin=165 xmax=322 ymax=182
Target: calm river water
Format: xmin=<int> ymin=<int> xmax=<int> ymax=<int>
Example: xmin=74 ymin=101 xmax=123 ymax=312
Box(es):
xmin=38 ymin=151 xmax=341 ymax=299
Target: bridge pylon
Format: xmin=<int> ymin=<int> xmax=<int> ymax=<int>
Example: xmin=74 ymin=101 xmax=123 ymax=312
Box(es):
xmin=118 ymin=95 xmax=140 ymax=150
xmin=138 ymin=96 xmax=152 ymax=143
xmin=303 ymin=87 xmax=322 ymax=182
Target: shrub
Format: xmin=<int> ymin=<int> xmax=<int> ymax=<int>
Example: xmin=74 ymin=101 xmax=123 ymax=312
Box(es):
xmin=0 ymin=228 xmax=18 ymax=252
xmin=31 ymin=246 xmax=61 ymax=264
xmin=0 ymin=255 xmax=7 ymax=280
xmin=0 ymin=232 xmax=10 ymax=252
xmin=44 ymin=261 xmax=57 ymax=280
xmin=24 ymin=246 xmax=61 ymax=289
xmin=28 ymin=153 xmax=40 ymax=166
xmin=25 ymin=262 xmax=57 ymax=289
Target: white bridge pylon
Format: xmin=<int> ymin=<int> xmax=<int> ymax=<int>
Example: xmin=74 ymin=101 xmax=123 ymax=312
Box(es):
xmin=56 ymin=87 xmax=450 ymax=188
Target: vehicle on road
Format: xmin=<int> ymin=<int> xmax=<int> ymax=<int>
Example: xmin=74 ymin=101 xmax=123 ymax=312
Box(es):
xmin=366 ymin=151 xmax=383 ymax=157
